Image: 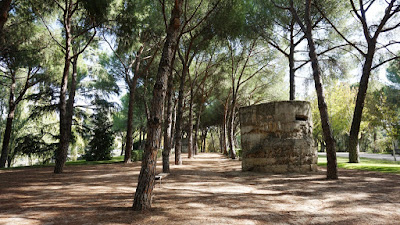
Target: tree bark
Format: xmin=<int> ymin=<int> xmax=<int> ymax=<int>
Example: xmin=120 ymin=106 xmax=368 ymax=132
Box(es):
xmin=54 ymin=4 xmax=73 ymax=174
xmin=292 ymin=0 xmax=337 ymax=179
xmin=174 ymin=65 xmax=186 ymax=165
xmin=227 ymin=95 xmax=237 ymax=159
xmin=124 ymin=70 xmax=141 ymax=163
xmin=0 ymin=107 xmax=15 ymax=168
xmin=120 ymin=134 xmax=125 ymax=156
xmin=210 ymin=128 xmax=216 ymax=152
xmin=222 ymin=105 xmax=228 ymax=155
xmin=0 ymin=68 xmax=16 ymax=168
xmin=219 ymin=126 xmax=224 ymax=153
xmin=348 ymin=46 xmax=375 ymax=163
xmin=289 ymin=18 xmax=296 ymax=101
xmin=163 ymin=72 xmax=174 ymax=173
xmin=193 ymin=109 xmax=200 ymax=155
xmin=124 ymin=88 xmax=136 ymax=163
xmin=57 ymin=55 xmax=78 ymax=172
xmin=0 ymin=0 xmax=12 ymax=31
xmin=193 ymin=102 xmax=204 ymax=155
xmin=201 ymin=128 xmax=208 ymax=153
xmin=187 ymin=88 xmax=193 ymax=158
xmin=132 ymin=0 xmax=182 ymax=211
xmin=171 ymin=98 xmax=177 ymax=150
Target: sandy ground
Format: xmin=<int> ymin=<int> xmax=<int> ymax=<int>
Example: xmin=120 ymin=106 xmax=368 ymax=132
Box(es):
xmin=1 ymin=153 xmax=400 ymax=225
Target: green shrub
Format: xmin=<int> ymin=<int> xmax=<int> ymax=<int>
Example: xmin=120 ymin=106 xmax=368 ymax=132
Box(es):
xmin=84 ymin=110 xmax=114 ymax=161
xmin=131 ymin=150 xmax=144 ymax=161
xmin=131 ymin=149 xmax=163 ymax=162
xmin=235 ymin=149 xmax=242 ymax=158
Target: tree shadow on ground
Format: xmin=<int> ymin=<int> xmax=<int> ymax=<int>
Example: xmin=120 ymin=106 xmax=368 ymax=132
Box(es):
xmin=0 ymin=153 xmax=399 ymax=224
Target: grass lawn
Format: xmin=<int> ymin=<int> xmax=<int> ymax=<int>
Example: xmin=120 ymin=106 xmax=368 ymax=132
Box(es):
xmin=65 ymin=155 xmax=124 ymax=165
xmin=1 ymin=156 xmax=125 ymax=170
xmin=318 ymin=155 xmax=400 ymax=174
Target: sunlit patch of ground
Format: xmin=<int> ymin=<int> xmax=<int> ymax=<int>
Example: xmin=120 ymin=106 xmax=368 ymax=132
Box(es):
xmin=1 ymin=153 xmax=400 ymax=224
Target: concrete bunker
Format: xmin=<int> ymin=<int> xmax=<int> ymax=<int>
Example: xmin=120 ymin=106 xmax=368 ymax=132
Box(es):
xmin=239 ymin=101 xmax=317 ymax=173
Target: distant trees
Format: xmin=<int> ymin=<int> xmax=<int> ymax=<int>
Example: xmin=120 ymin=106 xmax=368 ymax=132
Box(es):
xmin=104 ymin=0 xmax=163 ymax=163
xmin=83 ymin=100 xmax=114 ymax=161
xmin=0 ymin=2 xmax=52 ymax=168
xmin=314 ymin=0 xmax=400 ymax=163
xmin=32 ymin=0 xmax=113 ymax=173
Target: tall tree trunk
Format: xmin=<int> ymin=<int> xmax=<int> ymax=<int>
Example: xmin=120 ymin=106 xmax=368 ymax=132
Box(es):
xmin=120 ymin=134 xmax=125 ymax=156
xmin=7 ymin=154 xmax=12 ymax=168
xmin=210 ymin=128 xmax=216 ymax=152
xmin=193 ymin=112 xmax=200 ymax=155
xmin=0 ymin=108 xmax=15 ymax=168
xmin=187 ymin=88 xmax=193 ymax=158
xmin=219 ymin=126 xmax=224 ymax=153
xmin=132 ymin=0 xmax=182 ymax=211
xmin=61 ymin=55 xmax=78 ymax=169
xmin=0 ymin=70 xmax=16 ymax=168
xmin=294 ymin=0 xmax=337 ymax=179
xmin=0 ymin=0 xmax=12 ymax=31
xmin=54 ymin=5 xmax=72 ymax=174
xmin=289 ymin=18 xmax=296 ymax=101
xmin=201 ymin=128 xmax=208 ymax=153
xmin=227 ymin=97 xmax=237 ymax=159
xmin=171 ymin=98 xmax=177 ymax=150
xmin=348 ymin=46 xmax=376 ymax=163
xmin=174 ymin=66 xmax=186 ymax=165
xmin=373 ymin=130 xmax=377 ymax=153
xmin=124 ymin=85 xmax=136 ymax=163
xmin=163 ymin=72 xmax=174 ymax=173
xmin=222 ymin=103 xmax=228 ymax=155
xmin=193 ymin=103 xmax=203 ymax=155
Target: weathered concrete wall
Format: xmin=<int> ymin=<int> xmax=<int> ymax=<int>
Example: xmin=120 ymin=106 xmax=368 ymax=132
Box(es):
xmin=239 ymin=101 xmax=317 ymax=173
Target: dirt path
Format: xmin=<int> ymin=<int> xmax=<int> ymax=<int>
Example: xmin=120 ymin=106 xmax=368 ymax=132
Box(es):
xmin=1 ymin=153 xmax=400 ymax=225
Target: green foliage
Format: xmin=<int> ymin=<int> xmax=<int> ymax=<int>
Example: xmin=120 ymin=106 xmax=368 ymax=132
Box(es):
xmin=83 ymin=109 xmax=115 ymax=161
xmin=235 ymin=149 xmax=242 ymax=158
xmin=387 ymin=59 xmax=400 ymax=86
xmin=131 ymin=150 xmax=144 ymax=162
xmin=131 ymin=149 xmax=162 ymax=162
xmin=311 ymin=82 xmax=356 ymax=151
xmin=81 ymin=0 xmax=113 ymax=23
xmin=112 ymin=90 xmax=147 ymax=134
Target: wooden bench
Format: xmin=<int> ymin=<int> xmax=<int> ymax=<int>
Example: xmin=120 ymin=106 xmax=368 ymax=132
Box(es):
xmin=155 ymin=173 xmax=169 ymax=187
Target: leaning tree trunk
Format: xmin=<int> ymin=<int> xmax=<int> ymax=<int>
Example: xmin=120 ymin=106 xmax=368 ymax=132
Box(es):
xmin=174 ymin=66 xmax=186 ymax=165
xmin=300 ymin=0 xmax=337 ymax=179
xmin=163 ymin=72 xmax=174 ymax=173
xmin=348 ymin=45 xmax=376 ymax=163
xmin=132 ymin=0 xmax=182 ymax=211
